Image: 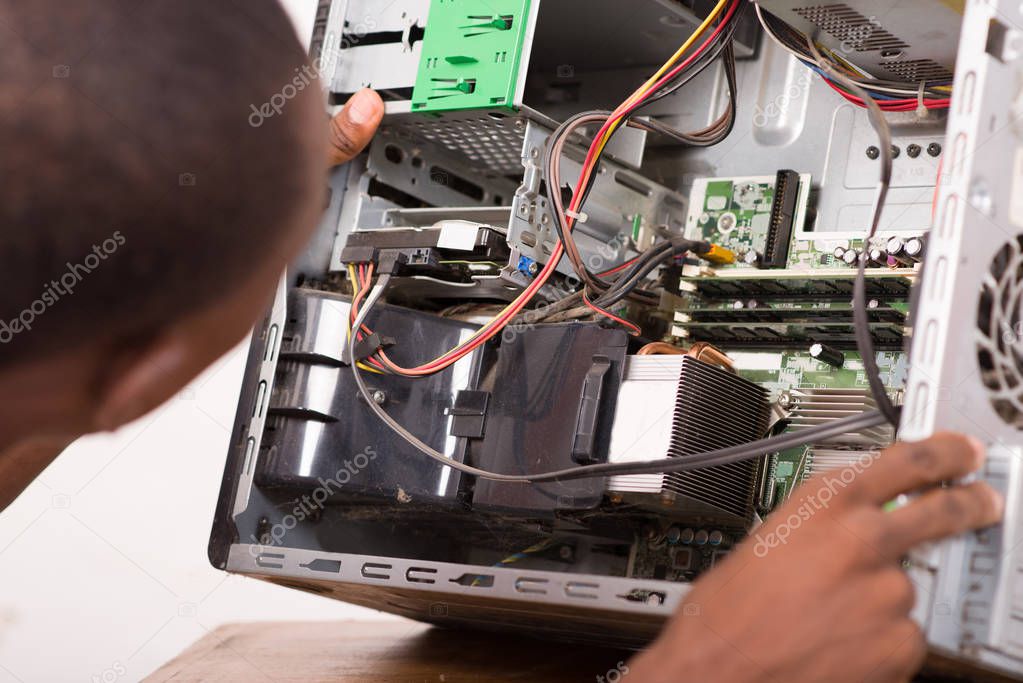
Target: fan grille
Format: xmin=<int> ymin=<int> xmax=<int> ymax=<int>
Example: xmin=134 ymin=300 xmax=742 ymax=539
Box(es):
xmin=977 ymin=236 xmax=1023 ymax=428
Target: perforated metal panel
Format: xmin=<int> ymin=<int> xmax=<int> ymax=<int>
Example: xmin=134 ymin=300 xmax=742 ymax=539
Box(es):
xmin=759 ymin=0 xmax=962 ymax=80
xmin=793 ymin=3 xmax=909 ymax=53
xmin=387 ymin=112 xmax=527 ymax=176
xmin=879 ymin=58 xmax=955 ymax=83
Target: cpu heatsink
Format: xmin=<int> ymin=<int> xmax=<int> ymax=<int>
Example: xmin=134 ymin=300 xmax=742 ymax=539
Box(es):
xmin=607 ymin=356 xmax=769 ymax=523
xmin=784 ymin=388 xmax=894 ymax=448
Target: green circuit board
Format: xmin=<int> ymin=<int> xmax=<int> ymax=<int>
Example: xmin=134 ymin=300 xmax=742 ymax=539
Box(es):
xmin=733 ymin=350 xmax=906 ymax=509
xmin=687 ymin=174 xmax=812 ymax=268
xmin=690 ymin=178 xmax=777 ymax=257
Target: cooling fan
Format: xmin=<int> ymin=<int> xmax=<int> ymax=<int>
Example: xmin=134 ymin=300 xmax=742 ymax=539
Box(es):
xmin=977 ymin=235 xmax=1023 ymax=429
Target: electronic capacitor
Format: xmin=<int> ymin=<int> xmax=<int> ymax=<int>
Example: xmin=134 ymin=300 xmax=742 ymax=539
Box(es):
xmin=810 ymin=342 xmax=845 ymax=368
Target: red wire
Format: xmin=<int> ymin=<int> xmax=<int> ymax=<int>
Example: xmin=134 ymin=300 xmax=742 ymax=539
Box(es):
xmin=579 ymin=0 xmax=741 ymax=187
xmin=599 ymin=258 xmax=640 ymax=277
xmin=350 ymin=263 xmax=373 ymax=325
xmin=822 ymin=79 xmax=950 ymax=110
xmin=355 ymin=4 xmax=740 ymax=375
xmin=399 ymin=4 xmax=741 ymax=370
xmin=582 ymin=295 xmax=641 ymax=336
xmin=348 ymin=263 xmax=386 ymax=371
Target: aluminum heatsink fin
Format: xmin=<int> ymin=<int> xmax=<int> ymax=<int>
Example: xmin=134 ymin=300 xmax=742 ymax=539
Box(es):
xmin=785 ymin=388 xmax=894 ymax=447
xmin=661 ymin=357 xmax=771 ymax=523
xmin=806 ymin=448 xmax=879 ymax=475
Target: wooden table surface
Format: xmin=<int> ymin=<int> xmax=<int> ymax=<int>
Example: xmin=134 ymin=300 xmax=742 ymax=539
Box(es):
xmin=145 ymin=620 xmax=634 ymax=683
xmin=146 ymin=620 xmax=1018 ymax=682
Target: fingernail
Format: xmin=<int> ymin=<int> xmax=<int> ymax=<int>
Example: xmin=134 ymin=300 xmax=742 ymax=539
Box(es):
xmin=967 ymin=436 xmax=987 ymax=469
xmin=345 ymin=89 xmax=377 ymax=126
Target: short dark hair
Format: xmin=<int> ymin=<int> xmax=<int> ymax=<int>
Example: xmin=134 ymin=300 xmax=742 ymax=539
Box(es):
xmin=0 ymin=1 xmax=324 ymax=365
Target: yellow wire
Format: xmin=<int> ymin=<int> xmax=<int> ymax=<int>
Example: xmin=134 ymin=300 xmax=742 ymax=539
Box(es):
xmin=624 ymin=0 xmax=730 ymax=108
xmin=348 ymin=3 xmax=730 ymax=374
xmin=346 ymin=264 xmax=384 ymax=375
xmin=592 ymin=0 xmax=731 ymax=159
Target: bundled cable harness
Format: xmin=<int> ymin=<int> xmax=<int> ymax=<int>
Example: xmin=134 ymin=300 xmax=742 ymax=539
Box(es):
xmin=335 ymin=0 xmax=899 ymax=482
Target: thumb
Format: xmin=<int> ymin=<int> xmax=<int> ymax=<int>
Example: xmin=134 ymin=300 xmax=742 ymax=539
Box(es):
xmin=328 ymin=88 xmax=384 ymax=166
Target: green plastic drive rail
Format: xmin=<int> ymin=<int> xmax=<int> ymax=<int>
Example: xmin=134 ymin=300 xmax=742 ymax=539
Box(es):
xmin=411 ymin=0 xmax=533 ymax=114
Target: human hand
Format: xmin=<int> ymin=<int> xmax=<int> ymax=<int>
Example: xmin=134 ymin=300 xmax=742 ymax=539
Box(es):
xmin=629 ymin=433 xmax=1003 ymax=683
xmin=328 ymin=88 xmax=384 ymax=166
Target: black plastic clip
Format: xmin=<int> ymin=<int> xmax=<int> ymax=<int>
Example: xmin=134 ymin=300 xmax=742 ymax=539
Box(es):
xmin=572 ymin=355 xmax=612 ymax=465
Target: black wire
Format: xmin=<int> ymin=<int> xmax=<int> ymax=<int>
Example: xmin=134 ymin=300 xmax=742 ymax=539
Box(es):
xmin=350 ymin=277 xmax=895 ymax=484
xmin=757 ymin=7 xmax=950 ymax=98
xmin=641 ymin=4 xmax=742 ymax=110
xmin=596 ymin=239 xmax=709 ymax=309
xmin=541 ymin=2 xmax=741 ymax=291
xmin=806 ymin=39 xmax=900 ymax=427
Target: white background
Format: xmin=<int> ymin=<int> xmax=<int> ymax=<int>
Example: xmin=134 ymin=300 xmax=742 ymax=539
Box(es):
xmin=0 ymin=3 xmax=401 ymax=682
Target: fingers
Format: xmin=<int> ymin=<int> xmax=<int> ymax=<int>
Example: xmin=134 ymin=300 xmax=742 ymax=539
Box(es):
xmin=328 ymin=88 xmax=384 ymax=166
xmin=878 ymin=481 xmax=1003 ymax=559
xmin=847 ymin=433 xmax=986 ymax=506
xmin=862 ymin=620 xmax=926 ymax=683
xmin=872 ymin=568 xmax=916 ymax=615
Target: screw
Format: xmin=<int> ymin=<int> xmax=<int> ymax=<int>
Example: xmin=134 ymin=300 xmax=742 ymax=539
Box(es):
xmin=372 ymin=390 xmax=387 ymax=405
xmin=907 ymin=144 xmax=922 ymax=158
xmin=257 ymin=517 xmax=272 ymax=545
xmin=527 ymin=262 xmax=540 ymax=276
xmin=866 ymin=146 xmax=880 ymax=160
xmin=927 ymin=142 xmax=942 ymax=157
xmin=891 ymin=145 xmax=901 ymax=159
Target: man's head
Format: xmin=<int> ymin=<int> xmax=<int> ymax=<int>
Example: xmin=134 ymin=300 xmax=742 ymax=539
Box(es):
xmin=0 ymin=1 xmax=381 ymax=447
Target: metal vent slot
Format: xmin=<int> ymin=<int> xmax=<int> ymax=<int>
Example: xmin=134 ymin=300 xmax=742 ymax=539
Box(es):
xmin=880 ymin=59 xmax=955 ymax=83
xmin=794 ymin=4 xmax=909 ymax=52
xmin=976 ymin=236 xmax=1023 ymax=429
